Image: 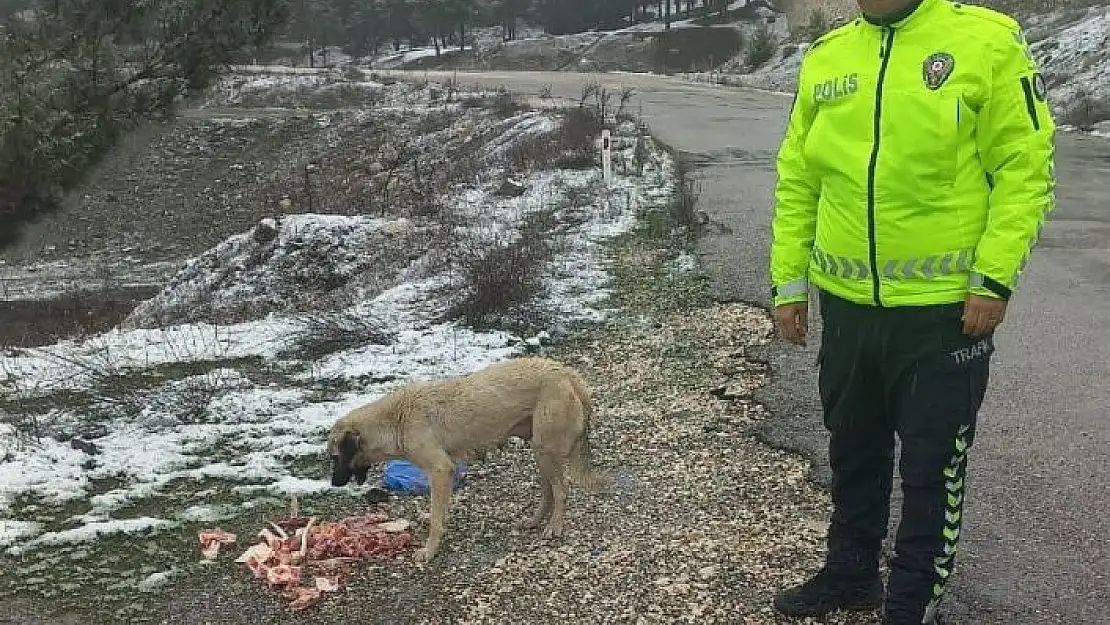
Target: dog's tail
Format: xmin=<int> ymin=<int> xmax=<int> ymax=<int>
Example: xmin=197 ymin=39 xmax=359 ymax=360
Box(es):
xmin=565 ymin=371 xmax=611 ymax=494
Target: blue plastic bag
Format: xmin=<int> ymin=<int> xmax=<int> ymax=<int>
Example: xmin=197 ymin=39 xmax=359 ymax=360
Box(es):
xmin=381 ymin=459 xmax=468 ymax=495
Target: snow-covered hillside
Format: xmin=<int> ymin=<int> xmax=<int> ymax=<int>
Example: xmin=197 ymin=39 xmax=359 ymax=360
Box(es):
xmin=1026 ymin=5 xmax=1110 ymax=129
xmin=0 ymin=72 xmax=679 ymax=591
xmin=681 ymin=4 xmax=1110 ymax=131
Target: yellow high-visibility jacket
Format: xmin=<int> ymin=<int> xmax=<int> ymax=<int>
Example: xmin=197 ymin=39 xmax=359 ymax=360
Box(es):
xmin=769 ymin=0 xmax=1057 ymax=308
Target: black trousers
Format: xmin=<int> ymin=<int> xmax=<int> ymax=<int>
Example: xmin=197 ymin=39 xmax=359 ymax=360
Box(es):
xmin=816 ymin=290 xmax=993 ymax=624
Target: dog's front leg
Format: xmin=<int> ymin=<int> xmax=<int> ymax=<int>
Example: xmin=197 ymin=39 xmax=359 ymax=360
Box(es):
xmin=414 ymin=458 xmax=457 ymax=563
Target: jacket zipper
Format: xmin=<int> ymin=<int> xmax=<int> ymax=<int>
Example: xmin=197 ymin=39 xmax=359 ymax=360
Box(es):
xmin=866 ymin=27 xmax=895 ymax=307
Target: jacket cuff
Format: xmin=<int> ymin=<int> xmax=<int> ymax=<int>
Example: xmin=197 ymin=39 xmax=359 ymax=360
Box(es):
xmin=969 ymin=271 xmax=1012 ymax=300
xmin=772 ymin=277 xmax=809 ymax=306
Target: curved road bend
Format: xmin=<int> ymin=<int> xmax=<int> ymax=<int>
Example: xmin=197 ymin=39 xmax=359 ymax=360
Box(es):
xmin=392 ymin=69 xmax=1110 ymax=624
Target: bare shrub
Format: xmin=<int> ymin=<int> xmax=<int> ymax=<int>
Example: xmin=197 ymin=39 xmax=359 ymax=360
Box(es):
xmin=671 ymin=153 xmax=704 ymax=234
xmin=2 ymin=326 xmax=243 ymax=429
xmin=259 ymin=107 xmax=483 ymax=221
xmin=284 ymin=311 xmax=395 ymax=360
xmin=578 ymin=80 xmax=637 ymax=126
xmin=504 ymin=133 xmax=561 ymax=171
xmin=0 ymin=367 xmax=45 ymax=444
xmin=633 ymin=134 xmax=653 ymax=175
xmin=553 ymin=106 xmax=603 ymax=169
xmin=803 ymin=8 xmax=833 ymax=41
xmin=449 ymin=211 xmax=560 ymax=328
xmin=580 ymin=80 xmax=614 ymax=123
xmin=494 ymin=86 xmax=527 ymax=117
xmin=616 ymin=87 xmax=638 ymax=123
xmin=562 ymin=106 xmax=604 ymax=149
xmin=745 ymin=24 xmax=776 ymax=69
xmin=1060 ymin=88 xmax=1110 ymax=131
xmin=499 ymin=106 xmax=603 ymax=173
xmin=148 ymin=368 xmax=245 ymax=425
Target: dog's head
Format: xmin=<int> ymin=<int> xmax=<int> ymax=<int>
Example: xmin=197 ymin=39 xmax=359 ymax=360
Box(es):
xmin=327 ymin=422 xmax=371 ymax=487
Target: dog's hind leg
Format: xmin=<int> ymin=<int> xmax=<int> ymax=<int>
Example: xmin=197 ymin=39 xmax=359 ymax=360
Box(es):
xmin=532 ymin=398 xmax=574 ymax=538
xmin=522 ymin=467 xmax=552 ymax=531
xmin=534 ymin=451 xmax=568 ymax=539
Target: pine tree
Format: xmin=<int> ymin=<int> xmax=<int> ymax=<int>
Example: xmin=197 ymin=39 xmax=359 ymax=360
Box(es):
xmin=0 ymin=0 xmax=287 ymax=250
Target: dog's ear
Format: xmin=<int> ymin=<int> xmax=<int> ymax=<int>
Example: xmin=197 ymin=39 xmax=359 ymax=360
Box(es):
xmin=339 ymin=431 xmax=360 ymax=459
xmin=331 ymin=429 xmax=362 ymax=487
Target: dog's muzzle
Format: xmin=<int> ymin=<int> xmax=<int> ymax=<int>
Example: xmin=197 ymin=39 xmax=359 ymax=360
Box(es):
xmin=353 ymin=466 xmax=369 ymax=485
xmin=331 ymin=462 xmax=370 ymax=487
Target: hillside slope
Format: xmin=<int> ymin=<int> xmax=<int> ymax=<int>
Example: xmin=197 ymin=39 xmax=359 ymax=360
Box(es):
xmin=694 ymin=4 xmax=1110 ymax=131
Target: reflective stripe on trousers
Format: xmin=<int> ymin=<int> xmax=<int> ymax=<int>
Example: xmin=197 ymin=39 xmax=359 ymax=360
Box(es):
xmin=812 ymin=246 xmax=974 ymax=281
xmin=921 ymin=423 xmax=972 ymax=624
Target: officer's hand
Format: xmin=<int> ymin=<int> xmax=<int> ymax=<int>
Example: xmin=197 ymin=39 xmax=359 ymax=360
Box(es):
xmin=775 ymin=302 xmax=809 ymax=347
xmin=962 ymin=295 xmax=1008 ymax=337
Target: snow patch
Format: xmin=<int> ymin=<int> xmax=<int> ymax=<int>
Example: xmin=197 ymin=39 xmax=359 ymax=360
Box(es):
xmin=1027 ymin=6 xmax=1110 ymax=122
xmin=121 ymin=214 xmax=409 ymax=329
xmin=0 ymin=75 xmax=679 ymax=559
xmin=8 ymin=517 xmax=176 ymax=556
xmin=138 ymin=569 xmax=180 ymax=593
xmin=0 ymin=520 xmax=41 ymax=548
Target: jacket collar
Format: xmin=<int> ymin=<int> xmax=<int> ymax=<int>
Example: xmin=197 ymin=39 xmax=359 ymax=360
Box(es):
xmin=860 ymin=0 xmax=936 ymax=28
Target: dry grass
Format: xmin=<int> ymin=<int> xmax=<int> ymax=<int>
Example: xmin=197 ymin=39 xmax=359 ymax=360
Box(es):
xmin=499 ymin=105 xmax=604 ymax=173
xmin=0 ymin=325 xmax=246 ymax=434
xmin=745 ymin=23 xmax=777 ymax=69
xmin=458 ymin=86 xmax=529 ymax=117
xmin=447 ymin=210 xmax=561 ymax=330
xmin=261 ymin=109 xmax=484 ymax=221
xmin=284 ymin=311 xmax=396 ymax=361
xmin=1059 ymin=87 xmax=1110 ymax=130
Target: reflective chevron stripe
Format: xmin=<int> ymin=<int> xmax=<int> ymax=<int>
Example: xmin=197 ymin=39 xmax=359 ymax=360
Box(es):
xmin=922 ymin=423 xmax=974 ymax=624
xmin=813 ymin=247 xmax=974 ymax=281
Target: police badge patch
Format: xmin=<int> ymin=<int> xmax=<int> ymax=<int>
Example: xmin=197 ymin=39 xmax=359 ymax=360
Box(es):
xmin=923 ymin=52 xmax=955 ymax=91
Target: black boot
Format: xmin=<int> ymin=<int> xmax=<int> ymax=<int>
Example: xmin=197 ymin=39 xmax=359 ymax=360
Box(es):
xmin=772 ymin=565 xmax=883 ymax=617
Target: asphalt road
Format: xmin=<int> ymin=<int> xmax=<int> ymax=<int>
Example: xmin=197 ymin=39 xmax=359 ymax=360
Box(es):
xmin=399 ymin=70 xmax=1110 ymax=624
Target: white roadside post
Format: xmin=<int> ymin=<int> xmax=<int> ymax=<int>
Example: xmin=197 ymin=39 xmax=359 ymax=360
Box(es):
xmin=601 ymin=129 xmax=612 ymax=186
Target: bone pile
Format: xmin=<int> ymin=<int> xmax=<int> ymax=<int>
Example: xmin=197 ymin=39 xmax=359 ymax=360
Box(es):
xmin=199 ymin=498 xmax=415 ymax=611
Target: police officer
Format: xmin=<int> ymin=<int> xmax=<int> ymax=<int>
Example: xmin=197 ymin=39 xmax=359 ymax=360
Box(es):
xmin=767 ymin=0 xmax=1056 ymax=622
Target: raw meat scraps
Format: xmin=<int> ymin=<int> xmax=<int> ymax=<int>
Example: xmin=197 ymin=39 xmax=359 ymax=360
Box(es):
xmin=198 ymin=529 xmax=237 ymax=561
xmin=227 ymin=504 xmax=415 ymax=611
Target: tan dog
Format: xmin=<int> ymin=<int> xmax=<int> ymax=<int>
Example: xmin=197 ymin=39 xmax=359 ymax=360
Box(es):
xmin=326 ymin=356 xmax=608 ymax=562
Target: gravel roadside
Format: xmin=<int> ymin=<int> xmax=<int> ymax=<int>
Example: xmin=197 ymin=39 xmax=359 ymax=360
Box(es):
xmin=0 ymin=70 xmax=880 ymax=624
xmin=1 ymin=218 xmax=876 ymax=625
